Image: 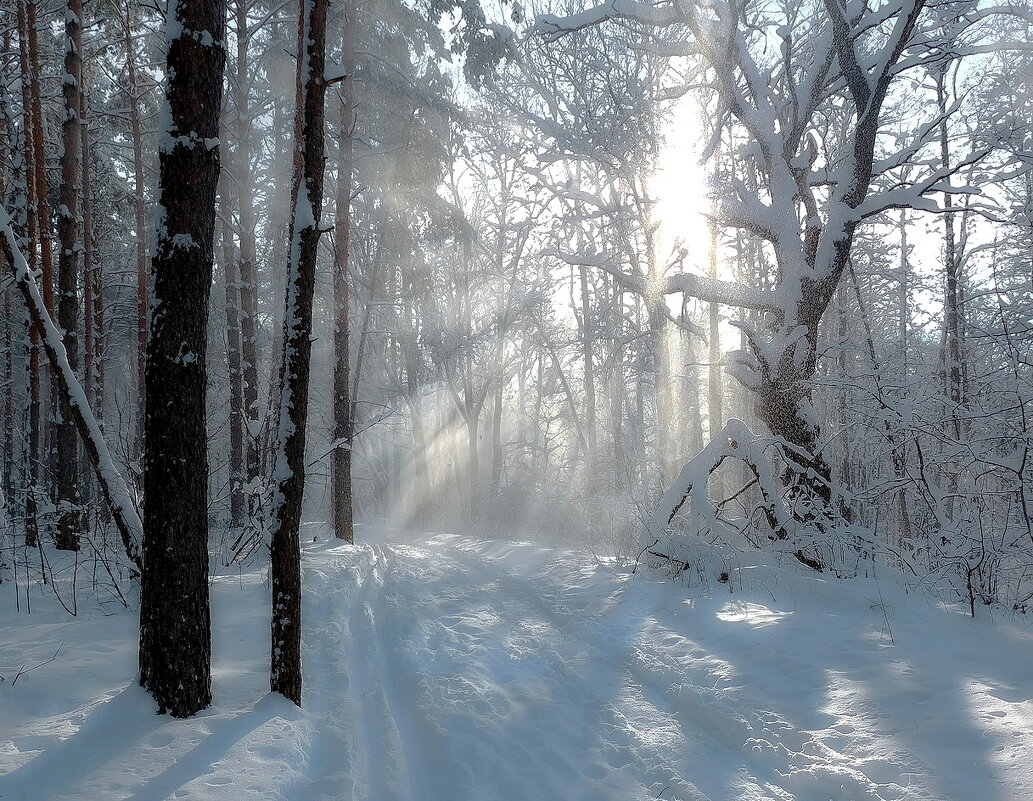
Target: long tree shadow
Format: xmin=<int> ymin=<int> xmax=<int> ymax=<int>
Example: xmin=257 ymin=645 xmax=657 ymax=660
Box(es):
xmin=0 ymin=685 xmax=297 ymax=801
xmin=126 ymin=694 xmax=294 ymax=801
xmin=0 ymin=684 xmax=161 ymax=800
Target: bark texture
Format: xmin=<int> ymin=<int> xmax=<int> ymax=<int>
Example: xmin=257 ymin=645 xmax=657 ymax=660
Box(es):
xmin=55 ymin=0 xmax=83 ymax=550
xmin=333 ymin=0 xmax=356 ymax=543
xmin=269 ymin=0 xmax=330 ymax=706
xmin=138 ymin=0 xmax=225 ymax=718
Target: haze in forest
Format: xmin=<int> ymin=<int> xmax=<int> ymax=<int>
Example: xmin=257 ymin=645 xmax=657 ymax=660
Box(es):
xmin=0 ymin=0 xmax=1031 ymax=757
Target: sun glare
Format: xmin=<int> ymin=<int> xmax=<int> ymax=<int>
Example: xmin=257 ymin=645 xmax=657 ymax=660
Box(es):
xmin=652 ymin=97 xmax=713 ymax=274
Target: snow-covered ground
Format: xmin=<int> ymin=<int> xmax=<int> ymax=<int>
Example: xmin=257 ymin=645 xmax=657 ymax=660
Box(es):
xmin=3 ymin=523 xmax=1033 ymax=801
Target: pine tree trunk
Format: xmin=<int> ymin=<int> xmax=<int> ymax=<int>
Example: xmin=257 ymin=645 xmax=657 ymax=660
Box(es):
xmin=81 ymin=89 xmax=98 ymax=515
xmin=221 ymin=216 xmax=245 ymax=527
xmin=82 ymin=102 xmax=96 ymax=413
xmin=122 ymin=9 xmax=149 ymax=422
xmin=138 ymin=0 xmax=225 ymax=719
xmin=18 ymin=0 xmax=42 ymax=547
xmin=92 ymin=223 xmax=105 ymax=420
xmin=15 ymin=0 xmax=31 ymax=528
xmin=269 ymin=0 xmax=330 ymax=706
xmin=332 ymin=0 xmax=355 ymax=542
xmin=232 ymin=0 xmax=261 ymax=496
xmin=2 ymin=292 xmax=12 ymax=509
xmin=54 ymin=0 xmax=83 ymax=551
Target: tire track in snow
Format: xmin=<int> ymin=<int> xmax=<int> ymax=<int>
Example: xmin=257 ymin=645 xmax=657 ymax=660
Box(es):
xmin=305 ymin=536 xmax=902 ymax=801
xmin=372 ymin=545 xmax=457 ymax=801
xmin=338 ymin=545 xmax=411 ymax=801
xmin=291 ymin=558 xmax=361 ymax=801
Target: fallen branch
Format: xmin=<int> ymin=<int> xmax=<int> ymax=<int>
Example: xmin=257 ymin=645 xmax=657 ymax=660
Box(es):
xmin=10 ymin=644 xmax=64 ymax=686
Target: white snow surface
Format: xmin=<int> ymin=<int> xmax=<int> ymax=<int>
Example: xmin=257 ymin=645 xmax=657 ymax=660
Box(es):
xmin=3 ymin=523 xmax=1033 ymax=801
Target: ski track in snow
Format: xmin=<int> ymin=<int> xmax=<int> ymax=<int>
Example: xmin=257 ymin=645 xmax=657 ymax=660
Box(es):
xmin=3 ymin=524 xmax=1033 ymax=800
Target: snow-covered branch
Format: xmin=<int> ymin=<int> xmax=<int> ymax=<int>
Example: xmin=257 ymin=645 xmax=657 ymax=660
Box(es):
xmin=547 ymin=249 xmax=783 ymax=311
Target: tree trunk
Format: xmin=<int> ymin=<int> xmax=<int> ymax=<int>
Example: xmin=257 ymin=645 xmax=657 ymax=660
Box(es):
xmin=54 ymin=0 xmax=83 ymax=551
xmin=232 ymin=0 xmax=261 ymax=495
xmin=936 ymin=70 xmax=964 ymax=440
xmin=2 ymin=290 xmax=12 ymax=510
xmin=332 ymin=0 xmax=356 ymax=542
xmin=18 ymin=0 xmax=43 ymax=547
xmin=138 ymin=0 xmax=225 ymax=718
xmin=122 ymin=4 xmax=149 ymax=419
xmin=221 ymin=215 xmax=245 ymax=527
xmin=894 ymin=209 xmax=912 ymax=546
xmin=82 ymin=100 xmax=96 ymax=413
xmin=578 ymin=262 xmax=597 ymax=494
xmin=269 ymin=0 xmax=330 ymax=706
xmin=751 ymin=320 xmax=834 ymax=527
xmin=646 ymin=300 xmax=677 ymax=485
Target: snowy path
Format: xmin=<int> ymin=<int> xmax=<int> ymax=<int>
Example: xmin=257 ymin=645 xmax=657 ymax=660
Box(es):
xmin=3 ymin=527 xmax=1033 ymax=800
xmin=293 ymin=531 xmax=1033 ymax=801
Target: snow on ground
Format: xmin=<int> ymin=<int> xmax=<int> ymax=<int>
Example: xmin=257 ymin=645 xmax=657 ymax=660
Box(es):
xmin=3 ymin=523 xmax=1033 ymax=800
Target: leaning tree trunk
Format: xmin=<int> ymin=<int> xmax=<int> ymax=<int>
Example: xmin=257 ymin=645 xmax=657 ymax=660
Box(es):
xmin=54 ymin=0 xmax=83 ymax=551
xmin=268 ymin=0 xmax=330 ymax=706
xmin=138 ymin=0 xmax=225 ymax=719
xmin=0 ymin=208 xmax=142 ymax=570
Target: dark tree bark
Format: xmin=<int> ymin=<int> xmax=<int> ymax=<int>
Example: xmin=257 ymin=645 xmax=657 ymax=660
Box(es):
xmin=82 ymin=93 xmax=100 ymax=416
xmin=83 ymin=116 xmax=95 ymax=412
xmin=26 ymin=0 xmax=57 ymax=525
xmin=221 ymin=214 xmax=245 ymax=527
xmin=332 ymin=0 xmax=356 ymax=543
xmin=17 ymin=0 xmax=41 ymax=547
xmin=269 ymin=0 xmax=330 ymax=706
xmin=54 ymin=0 xmax=83 ymax=551
xmin=138 ymin=0 xmax=226 ymax=718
